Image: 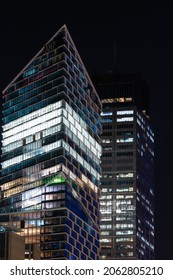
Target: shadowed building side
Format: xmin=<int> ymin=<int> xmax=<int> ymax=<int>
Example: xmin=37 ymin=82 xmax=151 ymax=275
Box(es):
xmin=93 ymin=72 xmax=154 ymax=260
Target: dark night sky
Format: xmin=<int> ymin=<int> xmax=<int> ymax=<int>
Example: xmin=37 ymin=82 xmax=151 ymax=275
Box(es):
xmin=1 ymin=1 xmax=173 ymax=259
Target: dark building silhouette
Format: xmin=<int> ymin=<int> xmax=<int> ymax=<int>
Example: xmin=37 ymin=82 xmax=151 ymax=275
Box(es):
xmin=0 ymin=25 xmax=102 ymax=259
xmin=0 ymin=226 xmax=25 ymax=259
xmin=93 ymin=73 xmax=154 ymax=259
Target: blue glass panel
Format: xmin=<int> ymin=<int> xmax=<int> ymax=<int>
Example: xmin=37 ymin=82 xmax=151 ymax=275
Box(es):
xmin=84 ymin=246 xmax=88 ymax=255
xmin=69 ymin=212 xmax=75 ymax=221
xmin=74 ymin=224 xmax=79 ymax=233
xmin=69 ymin=237 xmax=75 ymax=246
xmin=88 ymin=235 xmax=93 ymax=243
xmin=86 ymin=241 xmax=91 ymax=249
xmin=70 ymin=254 xmax=77 ymax=260
xmin=81 ymin=253 xmax=87 ymax=260
xmin=76 ymin=241 xmax=82 ymax=250
xmin=77 ymin=218 xmax=82 ymax=227
xmin=92 ymin=245 xmax=97 ymax=253
xmin=71 ymin=230 xmax=77 ymax=239
xmin=95 ymin=240 xmax=99 ymax=247
xmin=79 ymin=236 xmax=84 ymax=244
xmin=74 ymin=248 xmax=79 ymax=257
xmin=65 ymin=243 xmax=72 ymax=252
xmin=81 ymin=229 xmax=86 ymax=238
xmin=90 ymin=252 xmax=95 ymax=259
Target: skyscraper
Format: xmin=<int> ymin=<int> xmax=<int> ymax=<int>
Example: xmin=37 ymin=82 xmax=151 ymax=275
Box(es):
xmin=93 ymin=73 xmax=154 ymax=259
xmin=0 ymin=25 xmax=102 ymax=260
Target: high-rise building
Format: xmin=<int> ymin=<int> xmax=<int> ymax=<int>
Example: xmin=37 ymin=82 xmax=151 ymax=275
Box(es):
xmin=93 ymin=73 xmax=154 ymax=259
xmin=0 ymin=25 xmax=102 ymax=260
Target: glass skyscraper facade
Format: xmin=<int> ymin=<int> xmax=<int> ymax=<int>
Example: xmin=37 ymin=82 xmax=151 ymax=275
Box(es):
xmin=0 ymin=25 xmax=102 ymax=259
xmin=93 ymin=73 xmax=154 ymax=259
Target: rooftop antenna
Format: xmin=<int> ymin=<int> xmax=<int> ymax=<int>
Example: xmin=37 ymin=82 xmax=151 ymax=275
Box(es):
xmin=113 ymin=39 xmax=118 ymax=73
xmin=114 ymin=40 xmax=116 ymax=67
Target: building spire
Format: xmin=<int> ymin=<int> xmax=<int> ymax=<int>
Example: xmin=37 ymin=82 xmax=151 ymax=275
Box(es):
xmin=113 ymin=39 xmax=119 ymax=73
xmin=114 ymin=40 xmax=116 ymax=68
